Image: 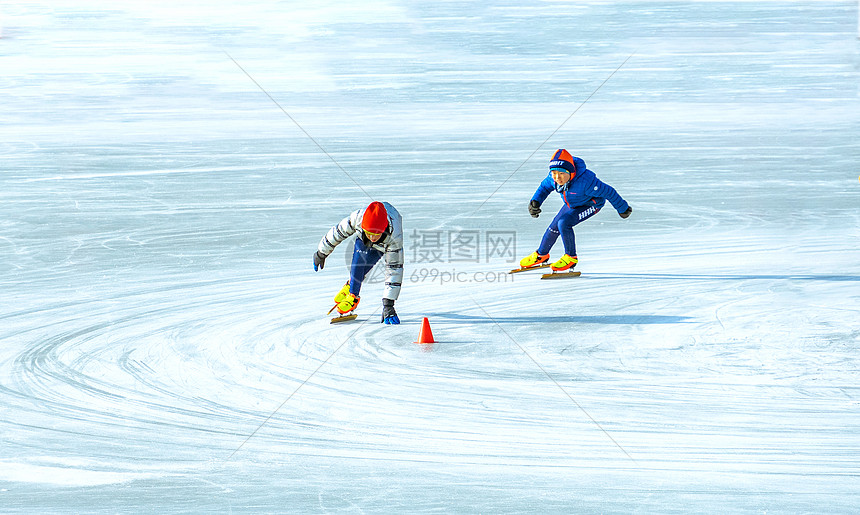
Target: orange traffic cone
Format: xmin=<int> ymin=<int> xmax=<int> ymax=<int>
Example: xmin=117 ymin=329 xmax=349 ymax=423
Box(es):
xmin=415 ymin=317 xmax=435 ymax=344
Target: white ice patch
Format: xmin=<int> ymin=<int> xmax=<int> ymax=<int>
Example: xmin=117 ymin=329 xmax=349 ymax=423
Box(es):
xmin=0 ymin=460 xmax=157 ymax=486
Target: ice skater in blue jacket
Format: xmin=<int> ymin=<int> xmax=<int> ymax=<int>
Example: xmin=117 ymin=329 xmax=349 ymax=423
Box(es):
xmin=519 ymin=149 xmax=632 ymax=272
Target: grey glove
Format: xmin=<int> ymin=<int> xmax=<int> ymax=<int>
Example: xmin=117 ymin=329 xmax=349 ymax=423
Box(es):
xmin=528 ymin=200 xmax=541 ymax=218
xmin=313 ymin=251 xmax=327 ymax=271
xmin=619 ymin=206 xmax=632 ymax=219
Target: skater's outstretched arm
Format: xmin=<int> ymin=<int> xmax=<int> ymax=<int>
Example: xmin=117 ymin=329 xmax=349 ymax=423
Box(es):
xmin=587 ymin=176 xmax=629 ymax=214
xmin=314 ymin=209 xmax=362 ymax=270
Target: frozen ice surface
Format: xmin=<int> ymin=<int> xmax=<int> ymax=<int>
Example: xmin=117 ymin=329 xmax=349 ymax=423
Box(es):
xmin=1 ymin=0 xmax=859 ymax=512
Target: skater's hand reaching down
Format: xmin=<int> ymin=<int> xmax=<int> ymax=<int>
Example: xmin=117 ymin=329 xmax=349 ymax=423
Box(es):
xmin=619 ymin=206 xmax=632 ymax=219
xmin=528 ymin=200 xmax=541 ymax=218
xmin=313 ymin=251 xmax=327 ymax=271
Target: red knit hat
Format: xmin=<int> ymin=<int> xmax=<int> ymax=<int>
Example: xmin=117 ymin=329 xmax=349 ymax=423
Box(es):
xmin=362 ymin=201 xmax=389 ymax=233
xmin=549 ymin=149 xmax=577 ymax=174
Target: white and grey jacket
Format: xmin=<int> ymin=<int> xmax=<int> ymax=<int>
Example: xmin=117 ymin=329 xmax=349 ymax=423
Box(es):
xmin=317 ymin=202 xmax=404 ymax=301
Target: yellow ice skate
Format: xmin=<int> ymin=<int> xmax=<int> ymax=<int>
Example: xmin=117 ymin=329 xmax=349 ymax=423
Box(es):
xmin=335 ymin=293 xmax=360 ymax=315
xmin=333 ymin=281 xmax=351 ymax=303
xmin=550 ymin=254 xmax=578 ymax=272
xmin=518 ymin=251 xmax=550 ymax=269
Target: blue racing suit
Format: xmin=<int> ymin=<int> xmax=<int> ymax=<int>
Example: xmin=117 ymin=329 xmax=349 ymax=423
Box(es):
xmin=530 ymin=156 xmax=628 ymax=257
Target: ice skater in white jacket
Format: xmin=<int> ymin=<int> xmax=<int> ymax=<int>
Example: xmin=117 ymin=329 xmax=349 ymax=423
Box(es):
xmin=313 ymin=201 xmax=404 ymax=323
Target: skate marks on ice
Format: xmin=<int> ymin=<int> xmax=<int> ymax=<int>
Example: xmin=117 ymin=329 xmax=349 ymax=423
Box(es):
xmin=422 ymin=312 xmax=692 ymax=326
xmin=0 ymin=276 xmax=376 ymax=475
xmin=585 ymin=272 xmax=860 ymax=282
xmin=1 ymin=272 xmax=462 ymax=479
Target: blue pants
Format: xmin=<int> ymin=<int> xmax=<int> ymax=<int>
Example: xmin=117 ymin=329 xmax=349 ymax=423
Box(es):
xmin=349 ymin=238 xmax=383 ymax=297
xmin=537 ymin=199 xmax=605 ymax=257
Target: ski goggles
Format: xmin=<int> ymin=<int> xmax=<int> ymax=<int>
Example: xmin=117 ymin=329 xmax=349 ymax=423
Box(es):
xmin=364 ymin=229 xmax=383 ymax=238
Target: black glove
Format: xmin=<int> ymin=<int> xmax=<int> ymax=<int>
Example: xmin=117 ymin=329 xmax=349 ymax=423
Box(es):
xmin=528 ymin=200 xmax=541 ymax=218
xmin=313 ymin=251 xmax=327 ymax=271
xmin=619 ymin=206 xmax=632 ymax=219
xmin=381 ymin=298 xmax=399 ymax=324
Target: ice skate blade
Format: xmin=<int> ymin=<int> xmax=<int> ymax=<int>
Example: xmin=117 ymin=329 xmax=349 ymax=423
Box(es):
xmin=540 ymin=271 xmax=581 ymax=280
xmin=330 ymin=314 xmax=358 ymax=324
xmin=509 ymin=263 xmax=551 ymax=274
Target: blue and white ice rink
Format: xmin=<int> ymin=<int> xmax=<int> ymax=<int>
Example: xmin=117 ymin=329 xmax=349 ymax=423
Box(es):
xmin=1 ymin=1 xmax=859 ymax=512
